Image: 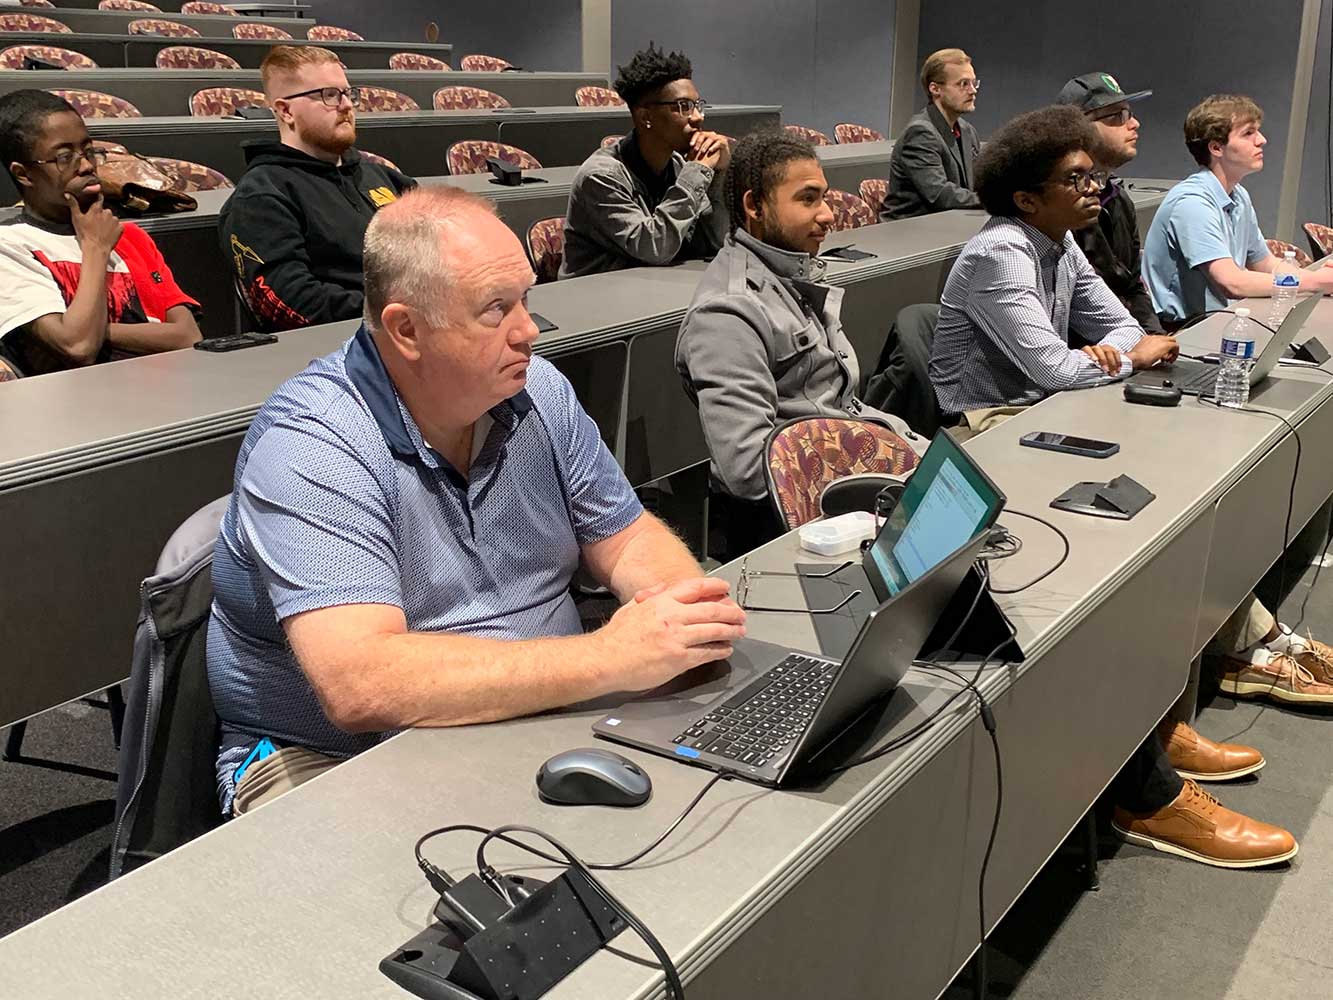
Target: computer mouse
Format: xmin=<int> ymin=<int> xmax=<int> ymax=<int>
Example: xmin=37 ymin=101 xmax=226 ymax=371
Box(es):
xmin=536 ymin=748 xmax=652 ymax=807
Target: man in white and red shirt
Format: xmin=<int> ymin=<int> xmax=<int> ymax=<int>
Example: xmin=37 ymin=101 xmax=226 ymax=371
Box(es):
xmin=0 ymin=90 xmax=200 ymax=377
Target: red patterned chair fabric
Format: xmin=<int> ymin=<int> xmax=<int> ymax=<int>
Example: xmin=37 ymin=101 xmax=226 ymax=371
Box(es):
xmin=49 ymin=88 xmax=141 ymax=118
xmin=599 ymin=133 xmax=622 ymax=150
xmin=359 ymin=149 xmax=401 ymax=172
xmin=0 ymin=44 xmax=96 ymax=69
xmin=0 ymin=13 xmax=71 ymax=32
xmin=390 ymin=51 xmax=450 ymax=71
xmin=189 ymin=86 xmax=264 ymax=116
xmin=232 ymin=21 xmax=290 ymax=40
xmin=180 ymin=2 xmax=238 ymax=13
xmin=459 ymin=53 xmax=511 ymax=72
xmin=526 ymin=217 xmax=564 ymax=284
xmin=1266 ymin=238 xmax=1313 ymax=268
xmin=18 ymin=0 xmax=57 ymax=7
xmin=445 ymin=140 xmax=540 ymax=176
xmin=307 ymin=24 xmax=362 ymax=41
xmin=1303 ymin=222 xmax=1333 ymax=258
xmin=155 ymin=44 xmax=239 ymax=69
xmin=834 ymin=122 xmax=885 ymax=144
xmin=432 ymin=85 xmax=509 ymax=110
xmin=575 ymin=85 xmax=624 ymax=107
xmin=784 ymin=124 xmax=831 ymax=146
xmin=765 ymin=418 xmax=920 ymax=530
xmin=358 ymin=86 xmax=419 ymax=112
xmin=148 ymin=156 xmax=232 ymax=192
xmin=128 ymin=18 xmax=201 ymax=37
xmin=858 ymin=178 xmax=888 ymax=217
xmin=99 ymin=0 xmax=161 ymax=11
xmin=824 ymin=189 xmax=875 ymax=231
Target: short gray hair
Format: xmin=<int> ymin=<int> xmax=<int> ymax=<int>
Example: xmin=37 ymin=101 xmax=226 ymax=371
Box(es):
xmin=362 ymin=185 xmax=497 ymax=330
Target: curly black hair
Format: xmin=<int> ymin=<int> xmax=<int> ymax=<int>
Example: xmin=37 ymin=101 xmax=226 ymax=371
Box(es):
xmin=0 ymin=89 xmax=76 ymax=176
xmin=725 ymin=129 xmax=819 ymax=234
xmin=974 ymin=105 xmax=1098 ymax=217
xmin=613 ymin=42 xmax=692 ymax=108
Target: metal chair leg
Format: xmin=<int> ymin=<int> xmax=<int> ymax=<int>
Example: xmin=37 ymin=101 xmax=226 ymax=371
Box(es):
xmin=3 ymin=720 xmax=27 ymax=761
xmin=106 ymin=685 xmax=126 ymax=751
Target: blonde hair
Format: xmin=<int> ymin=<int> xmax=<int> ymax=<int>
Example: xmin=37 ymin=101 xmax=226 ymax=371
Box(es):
xmin=259 ymin=45 xmax=342 ymax=98
xmin=920 ymin=48 xmax=972 ymax=96
xmin=1184 ymin=94 xmax=1263 ymax=167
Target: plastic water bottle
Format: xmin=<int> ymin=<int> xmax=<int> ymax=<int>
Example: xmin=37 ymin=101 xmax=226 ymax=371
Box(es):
xmin=1216 ymin=307 xmax=1256 ymax=408
xmin=1268 ymin=250 xmax=1301 ymax=327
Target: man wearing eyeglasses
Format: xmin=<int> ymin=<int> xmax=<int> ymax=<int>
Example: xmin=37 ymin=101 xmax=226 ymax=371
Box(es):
xmin=0 ymin=90 xmax=201 ymax=376
xmin=560 ymin=43 xmax=730 ymax=279
xmin=880 ymin=48 xmax=982 ymax=221
xmin=219 ymin=45 xmax=414 ymax=333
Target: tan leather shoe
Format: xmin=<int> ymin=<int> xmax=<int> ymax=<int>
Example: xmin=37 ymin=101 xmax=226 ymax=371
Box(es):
xmin=1158 ymin=719 xmax=1264 ymax=781
xmin=1112 ymin=780 xmax=1297 ymax=869
xmin=1217 ymin=649 xmax=1333 ymax=706
xmin=1292 ymin=635 xmax=1333 ymax=686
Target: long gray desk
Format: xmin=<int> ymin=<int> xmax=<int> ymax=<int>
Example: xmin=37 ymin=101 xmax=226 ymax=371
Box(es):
xmin=3 ymin=7 xmax=308 ymax=38
xmin=813 ymin=138 xmax=894 ymax=193
xmin=3 ymin=324 xmax=1330 ymax=998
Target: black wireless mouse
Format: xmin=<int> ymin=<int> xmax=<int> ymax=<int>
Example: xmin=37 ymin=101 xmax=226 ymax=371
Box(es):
xmin=536 ymin=748 xmax=652 ymax=807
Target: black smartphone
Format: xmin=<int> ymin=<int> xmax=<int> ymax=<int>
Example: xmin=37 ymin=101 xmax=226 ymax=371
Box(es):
xmin=194 ymin=332 xmax=278 ymax=353
xmin=820 ymin=246 xmax=875 ymax=262
xmin=1019 ymin=431 xmax=1119 ymax=458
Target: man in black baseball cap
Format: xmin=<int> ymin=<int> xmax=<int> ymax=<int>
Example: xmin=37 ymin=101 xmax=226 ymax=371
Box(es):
xmin=1057 ymin=72 xmax=1162 ymax=332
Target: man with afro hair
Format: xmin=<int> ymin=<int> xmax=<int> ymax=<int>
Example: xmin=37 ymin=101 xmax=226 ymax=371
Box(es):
xmin=560 ymin=42 xmax=730 ymax=278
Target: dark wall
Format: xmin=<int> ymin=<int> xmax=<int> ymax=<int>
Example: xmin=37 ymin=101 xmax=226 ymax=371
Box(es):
xmin=917 ymin=0 xmax=1306 ymax=232
xmin=610 ymin=0 xmax=896 ymax=143
xmin=309 ymin=0 xmax=583 ymax=72
xmin=1296 ymin=5 xmax=1332 ymax=243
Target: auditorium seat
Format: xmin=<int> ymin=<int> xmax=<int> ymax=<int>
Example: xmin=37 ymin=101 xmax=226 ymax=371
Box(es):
xmin=1266 ymin=238 xmax=1312 ymax=268
xmin=834 ymin=122 xmax=885 ymax=144
xmin=148 ymin=156 xmax=232 ymax=191
xmin=232 ymin=22 xmax=291 ymax=40
xmin=128 ymin=18 xmax=201 ymax=38
xmin=459 ymin=54 xmax=512 ymax=72
xmin=0 ymin=44 xmax=96 ymax=69
xmin=525 ymin=217 xmax=564 ymax=284
xmin=180 ymin=2 xmax=238 ymax=14
xmin=823 ymin=188 xmax=875 ymax=230
xmin=359 ymin=149 xmax=401 ymax=172
xmin=307 ymin=25 xmax=363 ymax=42
xmin=858 ymin=178 xmax=888 ymax=216
xmin=50 ymin=88 xmax=141 ymax=118
xmin=1305 ymin=222 xmax=1333 ymax=257
xmin=17 ymin=0 xmax=56 ymax=7
xmin=574 ymin=85 xmax=623 ymax=107
xmin=432 ymin=85 xmax=509 ymax=110
xmin=599 ymin=134 xmax=621 ymax=149
xmin=188 ymin=86 xmax=264 ymax=116
xmin=0 ymin=13 xmax=70 ymax=33
xmin=155 ymin=45 xmax=240 ymax=69
xmin=99 ymin=0 xmax=161 ymax=11
xmin=390 ymin=52 xmax=450 ymax=71
xmin=358 ymin=86 xmax=418 ymax=112
xmin=784 ymin=124 xmax=832 ymax=146
xmin=445 ymin=139 xmax=540 ymax=176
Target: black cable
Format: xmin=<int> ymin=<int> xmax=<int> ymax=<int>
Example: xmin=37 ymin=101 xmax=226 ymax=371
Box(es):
xmin=1176 ymin=308 xmax=1279 ymax=336
xmin=988 ymin=509 xmax=1071 ymax=594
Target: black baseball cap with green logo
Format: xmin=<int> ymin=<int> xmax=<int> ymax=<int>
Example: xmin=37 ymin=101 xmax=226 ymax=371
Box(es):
xmin=1056 ymin=72 xmax=1152 ymax=113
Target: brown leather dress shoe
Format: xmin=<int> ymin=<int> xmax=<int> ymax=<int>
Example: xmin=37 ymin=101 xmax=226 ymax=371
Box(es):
xmin=1158 ymin=719 xmax=1265 ymax=781
xmin=1112 ymin=780 xmax=1298 ymax=869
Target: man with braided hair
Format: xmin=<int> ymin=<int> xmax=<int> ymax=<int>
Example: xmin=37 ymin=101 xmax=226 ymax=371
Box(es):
xmin=675 ymin=130 xmax=925 ymax=556
xmin=560 ymin=43 xmax=730 ymax=278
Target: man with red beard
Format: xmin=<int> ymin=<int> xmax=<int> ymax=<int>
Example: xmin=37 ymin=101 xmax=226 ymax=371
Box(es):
xmin=219 ymin=45 xmax=415 ymax=333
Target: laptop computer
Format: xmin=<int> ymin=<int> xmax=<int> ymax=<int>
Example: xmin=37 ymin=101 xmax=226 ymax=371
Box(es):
xmin=1128 ymin=294 xmax=1322 ymax=397
xmin=592 ymin=431 xmax=1007 ymax=787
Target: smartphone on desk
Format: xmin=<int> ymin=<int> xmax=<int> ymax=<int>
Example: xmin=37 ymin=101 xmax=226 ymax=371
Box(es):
xmin=820 ymin=245 xmax=875 ymax=262
xmin=1019 ymin=431 xmax=1119 ymax=458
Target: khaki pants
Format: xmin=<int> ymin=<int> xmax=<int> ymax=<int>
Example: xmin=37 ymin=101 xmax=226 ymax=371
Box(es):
xmin=1204 ymin=593 xmax=1277 ymax=656
xmin=947 ymin=405 xmax=1030 ymax=442
xmin=232 ymin=745 xmax=343 ymax=815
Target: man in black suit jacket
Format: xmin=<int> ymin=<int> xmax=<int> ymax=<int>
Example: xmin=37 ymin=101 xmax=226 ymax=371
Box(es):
xmin=881 ymin=48 xmax=982 ymax=220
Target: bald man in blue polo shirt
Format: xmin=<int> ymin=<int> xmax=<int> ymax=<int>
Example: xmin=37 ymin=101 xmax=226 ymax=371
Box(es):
xmin=206 ymin=186 xmax=746 ymax=815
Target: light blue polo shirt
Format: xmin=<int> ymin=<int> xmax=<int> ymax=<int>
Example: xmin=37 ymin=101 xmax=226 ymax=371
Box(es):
xmin=205 ymin=325 xmax=642 ymax=812
xmin=1143 ymin=170 xmax=1270 ymax=323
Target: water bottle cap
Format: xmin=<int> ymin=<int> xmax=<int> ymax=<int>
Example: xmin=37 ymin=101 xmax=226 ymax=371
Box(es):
xmin=1234 ymin=307 xmax=1251 ymax=318
xmin=1284 ymin=250 xmax=1296 ymax=260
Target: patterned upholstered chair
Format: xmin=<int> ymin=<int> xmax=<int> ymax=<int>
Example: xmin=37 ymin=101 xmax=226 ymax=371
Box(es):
xmin=359 ymin=149 xmax=401 ymax=172
xmin=445 ymin=140 xmax=540 ymax=176
xmin=0 ymin=44 xmax=96 ymax=69
xmin=575 ymin=85 xmax=624 ymax=107
xmin=599 ymin=133 xmax=622 ymax=149
xmin=1266 ymin=238 xmax=1313 ymax=268
xmin=431 ymin=85 xmax=509 ymax=110
xmin=99 ymin=0 xmax=161 ymax=11
xmin=49 ymin=88 xmax=141 ymax=118
xmin=1304 ymin=222 xmax=1333 ymax=259
xmin=784 ymin=124 xmax=831 ymax=146
xmin=858 ymin=178 xmax=888 ymax=217
xmin=307 ymin=24 xmax=362 ymax=41
xmin=459 ymin=53 xmax=512 ymax=72
xmin=0 ymin=13 xmax=71 ymax=32
xmin=180 ymin=2 xmax=238 ymax=14
xmin=526 ymin=217 xmax=565 ymax=284
xmin=128 ymin=19 xmax=201 ymax=37
xmin=390 ymin=51 xmax=450 ymax=71
xmin=358 ymin=86 xmax=419 ymax=112
xmin=18 ymin=0 xmax=57 ymax=7
xmin=155 ymin=45 xmax=239 ymax=69
xmin=824 ymin=189 xmax=876 ymax=231
xmin=232 ymin=22 xmax=290 ymax=40
xmin=148 ymin=156 xmax=232 ymax=192
xmin=188 ymin=86 xmax=264 ymax=117
xmin=764 ymin=417 xmax=920 ymax=530
xmin=834 ymin=122 xmax=885 ymax=144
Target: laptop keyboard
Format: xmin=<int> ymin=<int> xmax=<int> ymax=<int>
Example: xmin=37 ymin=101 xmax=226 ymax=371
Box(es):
xmin=671 ymin=653 xmax=840 ymax=768
xmin=1160 ymin=359 xmax=1219 ymax=395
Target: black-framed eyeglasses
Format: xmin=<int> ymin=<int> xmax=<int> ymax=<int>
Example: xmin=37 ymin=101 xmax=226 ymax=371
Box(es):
xmin=1052 ymin=169 xmax=1109 ymax=195
xmin=1090 ymin=107 xmax=1132 ymax=126
xmin=27 ymin=146 xmax=109 ymax=171
xmin=281 ymin=86 xmax=361 ymax=108
xmin=736 ymin=557 xmax=861 ymax=615
xmin=644 ymin=98 xmax=708 ymax=116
